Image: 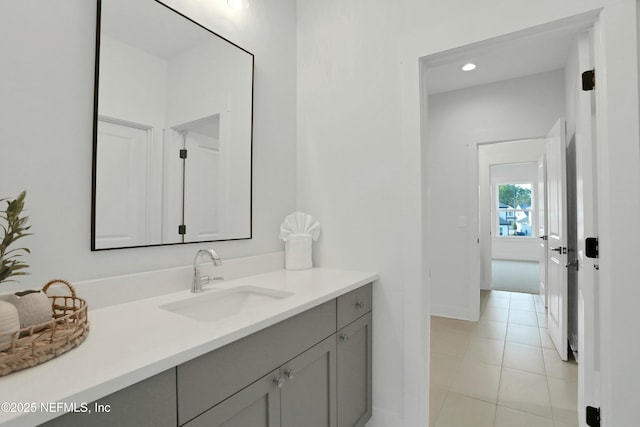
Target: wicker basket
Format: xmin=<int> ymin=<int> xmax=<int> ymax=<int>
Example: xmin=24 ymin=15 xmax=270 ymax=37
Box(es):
xmin=0 ymin=279 xmax=89 ymax=376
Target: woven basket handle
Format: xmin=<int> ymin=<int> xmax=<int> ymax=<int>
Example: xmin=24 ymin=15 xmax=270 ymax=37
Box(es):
xmin=42 ymin=279 xmax=77 ymax=298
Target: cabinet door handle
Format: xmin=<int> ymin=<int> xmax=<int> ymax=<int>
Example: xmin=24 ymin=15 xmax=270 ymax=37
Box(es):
xmin=339 ymin=334 xmax=349 ymax=342
xmin=273 ymin=377 xmax=284 ymax=389
xmin=355 ymin=300 xmax=365 ymax=309
xmin=285 ymin=369 xmax=295 ymax=380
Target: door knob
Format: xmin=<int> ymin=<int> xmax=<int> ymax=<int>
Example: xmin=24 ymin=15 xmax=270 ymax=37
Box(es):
xmin=339 ymin=334 xmax=349 ymax=342
xmin=273 ymin=377 xmax=284 ymax=388
xmin=355 ymin=300 xmax=365 ymax=309
xmin=551 ymin=246 xmax=562 ymax=252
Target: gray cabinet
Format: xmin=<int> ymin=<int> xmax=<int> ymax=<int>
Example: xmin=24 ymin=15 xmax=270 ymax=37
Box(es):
xmin=177 ymin=300 xmax=336 ymax=425
xmin=42 ymin=283 xmax=372 ymax=427
xmin=280 ymin=335 xmax=337 ymax=427
xmin=42 ymin=369 xmax=177 ymax=427
xmin=337 ymin=312 xmax=372 ymax=427
xmin=186 ymin=335 xmax=337 ymax=427
xmin=183 ymin=369 xmax=281 ymax=427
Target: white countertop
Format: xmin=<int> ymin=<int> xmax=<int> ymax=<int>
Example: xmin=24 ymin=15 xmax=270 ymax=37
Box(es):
xmin=0 ymin=268 xmax=378 ymax=427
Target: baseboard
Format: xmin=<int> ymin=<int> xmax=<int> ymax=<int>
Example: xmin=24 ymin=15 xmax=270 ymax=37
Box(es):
xmin=430 ymin=304 xmax=474 ymax=321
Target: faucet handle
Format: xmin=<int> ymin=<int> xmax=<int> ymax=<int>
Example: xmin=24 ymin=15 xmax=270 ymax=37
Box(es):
xmin=199 ymin=276 xmax=225 ymax=285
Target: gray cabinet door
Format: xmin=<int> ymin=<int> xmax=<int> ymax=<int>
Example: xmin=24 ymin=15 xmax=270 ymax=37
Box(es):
xmin=41 ymin=369 xmax=177 ymax=427
xmin=183 ymin=369 xmax=281 ymax=427
xmin=177 ymin=300 xmax=336 ymax=424
xmin=280 ymin=335 xmax=337 ymax=427
xmin=337 ymin=312 xmax=372 ymax=427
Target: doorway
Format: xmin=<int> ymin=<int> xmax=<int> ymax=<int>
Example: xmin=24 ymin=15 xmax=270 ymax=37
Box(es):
xmin=423 ymin=15 xmax=598 ymax=427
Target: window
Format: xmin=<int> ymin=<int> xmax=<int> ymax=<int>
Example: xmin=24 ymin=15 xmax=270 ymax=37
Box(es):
xmin=497 ymin=183 xmax=533 ymax=237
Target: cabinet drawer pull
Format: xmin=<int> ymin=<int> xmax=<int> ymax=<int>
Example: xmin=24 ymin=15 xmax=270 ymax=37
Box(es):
xmin=273 ymin=377 xmax=284 ymax=388
xmin=285 ymin=369 xmax=295 ymax=380
xmin=339 ymin=334 xmax=349 ymax=342
xmin=355 ymin=300 xmax=365 ymax=309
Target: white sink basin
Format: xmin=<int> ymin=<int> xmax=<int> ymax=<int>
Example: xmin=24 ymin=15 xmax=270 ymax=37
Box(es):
xmin=160 ymin=286 xmax=294 ymax=322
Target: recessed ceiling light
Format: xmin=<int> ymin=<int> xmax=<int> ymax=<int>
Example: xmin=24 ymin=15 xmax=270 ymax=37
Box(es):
xmin=461 ymin=63 xmax=476 ymax=71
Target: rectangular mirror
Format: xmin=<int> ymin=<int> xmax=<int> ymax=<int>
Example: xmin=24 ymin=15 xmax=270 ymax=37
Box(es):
xmin=92 ymin=0 xmax=253 ymax=250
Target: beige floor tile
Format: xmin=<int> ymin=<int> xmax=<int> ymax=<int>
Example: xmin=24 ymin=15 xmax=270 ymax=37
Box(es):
xmin=542 ymin=347 xmax=578 ymax=381
xmin=450 ymin=359 xmax=502 ymax=403
xmin=510 ymin=299 xmax=536 ymax=311
xmin=548 ymin=377 xmax=578 ymax=426
xmin=498 ymin=367 xmax=552 ymax=419
xmin=491 ymin=290 xmax=512 ymax=298
xmin=430 ymin=352 xmax=462 ymax=390
xmin=510 ymin=292 xmax=534 ymax=302
xmin=494 ymin=405 xmax=554 ymax=427
xmin=429 ymin=387 xmax=448 ymax=427
xmin=537 ymin=311 xmax=548 ymax=327
xmin=539 ymin=328 xmax=555 ymax=349
xmin=509 ymin=309 xmax=539 ymax=327
xmin=481 ymin=307 xmax=509 ymax=322
xmin=463 ymin=337 xmax=505 ymax=366
xmin=472 ymin=320 xmax=507 ymax=341
xmin=486 ymin=297 xmax=511 ymax=309
xmin=554 ymin=421 xmax=577 ymax=427
xmin=431 ymin=330 xmax=470 ymax=357
xmin=431 ymin=316 xmax=476 ymax=335
xmin=506 ymin=323 xmax=542 ymax=346
xmin=434 ymin=392 xmax=496 ymax=427
xmin=503 ymin=342 xmax=545 ymax=374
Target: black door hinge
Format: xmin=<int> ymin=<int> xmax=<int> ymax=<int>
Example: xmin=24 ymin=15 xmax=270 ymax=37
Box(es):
xmin=582 ymin=69 xmax=595 ymax=91
xmin=179 ymin=149 xmax=188 ymax=159
xmin=586 ymin=406 xmax=600 ymax=427
xmin=585 ymin=237 xmax=599 ymax=258
xmin=178 ymin=224 xmax=186 ymax=235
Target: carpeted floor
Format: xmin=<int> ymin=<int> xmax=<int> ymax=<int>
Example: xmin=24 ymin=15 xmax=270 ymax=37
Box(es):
xmin=491 ymin=260 xmax=539 ymax=294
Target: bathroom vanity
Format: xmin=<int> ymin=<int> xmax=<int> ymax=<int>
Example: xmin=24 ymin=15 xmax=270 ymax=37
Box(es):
xmin=0 ymin=268 xmax=375 ymax=427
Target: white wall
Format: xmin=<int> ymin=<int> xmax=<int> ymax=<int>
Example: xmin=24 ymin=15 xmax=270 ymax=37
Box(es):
xmin=0 ymin=0 xmax=296 ymax=290
xmin=296 ymin=1 xmax=414 ymax=425
xmin=427 ymin=71 xmax=564 ymax=319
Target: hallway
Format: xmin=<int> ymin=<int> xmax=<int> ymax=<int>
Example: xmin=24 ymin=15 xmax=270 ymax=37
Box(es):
xmin=430 ymin=290 xmax=578 ymax=426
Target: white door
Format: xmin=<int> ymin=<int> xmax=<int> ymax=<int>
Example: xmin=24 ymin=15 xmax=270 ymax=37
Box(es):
xmin=95 ymin=119 xmax=152 ymax=249
xmin=546 ymin=118 xmax=568 ymax=361
xmin=183 ymin=130 xmax=221 ymax=242
xmin=537 ymin=155 xmax=548 ymax=307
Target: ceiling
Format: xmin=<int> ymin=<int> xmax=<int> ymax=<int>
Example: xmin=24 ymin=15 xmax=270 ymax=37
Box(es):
xmin=423 ymin=14 xmax=596 ymax=95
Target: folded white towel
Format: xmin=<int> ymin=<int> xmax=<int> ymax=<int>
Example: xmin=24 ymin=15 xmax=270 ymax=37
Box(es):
xmin=279 ymin=212 xmax=321 ymax=270
xmin=285 ymin=234 xmax=313 ymax=270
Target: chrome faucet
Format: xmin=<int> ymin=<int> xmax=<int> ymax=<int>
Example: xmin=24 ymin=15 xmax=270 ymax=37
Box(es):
xmin=192 ymin=249 xmax=223 ymax=293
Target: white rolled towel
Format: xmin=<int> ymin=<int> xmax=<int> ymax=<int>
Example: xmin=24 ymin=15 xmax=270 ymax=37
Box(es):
xmin=285 ymin=234 xmax=313 ymax=270
xmin=279 ymin=212 xmax=321 ymax=270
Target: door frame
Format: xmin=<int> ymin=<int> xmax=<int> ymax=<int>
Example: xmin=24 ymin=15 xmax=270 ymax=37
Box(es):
xmin=418 ymin=11 xmax=605 ymax=427
xmin=470 ymin=137 xmax=546 ymax=305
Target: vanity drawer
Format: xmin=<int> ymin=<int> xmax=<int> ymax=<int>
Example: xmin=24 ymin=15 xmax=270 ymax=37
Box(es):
xmin=337 ymin=283 xmax=372 ymax=330
xmin=177 ymin=300 xmax=336 ymax=425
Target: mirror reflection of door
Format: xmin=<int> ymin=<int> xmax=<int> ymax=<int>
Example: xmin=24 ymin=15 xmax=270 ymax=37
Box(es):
xmin=178 ymin=115 xmax=222 ymax=243
xmin=95 ymin=119 xmax=155 ymax=249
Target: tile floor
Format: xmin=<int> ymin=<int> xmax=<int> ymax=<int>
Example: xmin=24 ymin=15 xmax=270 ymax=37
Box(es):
xmin=430 ymin=290 xmax=578 ymax=427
